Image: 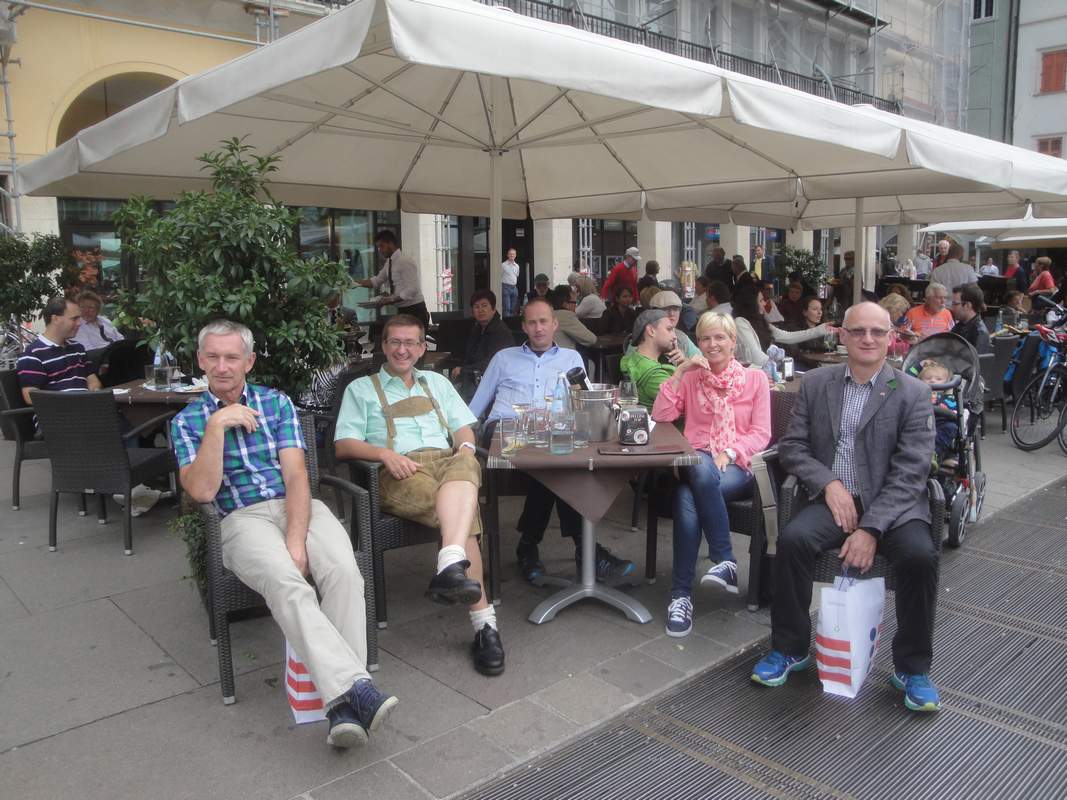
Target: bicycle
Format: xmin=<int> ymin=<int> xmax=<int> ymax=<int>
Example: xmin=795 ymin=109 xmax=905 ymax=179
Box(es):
xmin=1009 ymin=297 xmax=1067 ymax=451
xmin=0 ymin=318 xmax=35 ymax=371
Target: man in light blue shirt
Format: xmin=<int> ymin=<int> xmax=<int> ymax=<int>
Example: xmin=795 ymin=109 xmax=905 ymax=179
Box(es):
xmin=470 ymin=297 xmax=636 ymax=584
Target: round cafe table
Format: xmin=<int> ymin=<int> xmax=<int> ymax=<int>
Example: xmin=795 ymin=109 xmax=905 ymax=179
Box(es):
xmin=486 ymin=422 xmax=699 ymax=625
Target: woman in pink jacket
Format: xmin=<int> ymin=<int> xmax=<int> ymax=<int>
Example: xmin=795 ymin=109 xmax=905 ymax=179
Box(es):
xmin=652 ymin=312 xmax=771 ymax=637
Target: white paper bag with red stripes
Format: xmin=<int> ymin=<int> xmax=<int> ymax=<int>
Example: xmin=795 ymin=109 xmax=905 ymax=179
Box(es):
xmin=285 ymin=641 xmax=327 ymax=724
xmin=816 ymin=576 xmax=885 ymax=699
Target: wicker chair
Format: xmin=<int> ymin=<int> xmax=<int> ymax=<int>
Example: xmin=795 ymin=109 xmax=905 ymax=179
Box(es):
xmin=198 ymin=410 xmax=379 ymax=704
xmin=0 ymin=369 xmax=57 ymax=512
xmin=779 ymin=475 xmax=945 ymax=587
xmin=341 ymin=458 xmax=442 ymax=629
xmin=980 ymin=334 xmax=1019 ymax=434
xmin=31 ymin=389 xmax=179 ymax=555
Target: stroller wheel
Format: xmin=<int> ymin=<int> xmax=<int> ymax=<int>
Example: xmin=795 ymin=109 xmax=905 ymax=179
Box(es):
xmin=948 ymin=486 xmax=971 ymax=548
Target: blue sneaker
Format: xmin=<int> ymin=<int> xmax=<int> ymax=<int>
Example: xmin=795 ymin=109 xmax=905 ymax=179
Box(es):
xmin=891 ymin=671 xmax=941 ymax=712
xmin=700 ymin=560 xmax=739 ymax=594
xmin=347 ymin=679 xmax=399 ymax=733
xmin=665 ymin=596 xmax=694 ymax=638
xmin=750 ymin=650 xmax=812 ymax=687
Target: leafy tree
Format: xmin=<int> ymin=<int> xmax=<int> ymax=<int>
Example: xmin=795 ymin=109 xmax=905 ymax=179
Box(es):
xmin=0 ymin=232 xmax=73 ymax=324
xmin=777 ymin=245 xmax=828 ymax=293
xmin=113 ymin=138 xmax=348 ymax=400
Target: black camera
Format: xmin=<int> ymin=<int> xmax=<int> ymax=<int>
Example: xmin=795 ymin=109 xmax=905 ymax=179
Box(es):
xmin=617 ymin=406 xmax=650 ymax=445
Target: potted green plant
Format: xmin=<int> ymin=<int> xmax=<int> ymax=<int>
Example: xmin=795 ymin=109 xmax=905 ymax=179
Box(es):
xmin=0 ymin=231 xmax=75 ymax=346
xmin=776 ymin=245 xmax=829 ymax=295
xmin=112 ymin=137 xmax=349 ymax=400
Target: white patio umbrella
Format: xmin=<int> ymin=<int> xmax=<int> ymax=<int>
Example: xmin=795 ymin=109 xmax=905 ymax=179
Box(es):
xmin=19 ymin=0 xmax=1067 ymax=299
xmin=918 ymin=213 xmax=1067 ymax=242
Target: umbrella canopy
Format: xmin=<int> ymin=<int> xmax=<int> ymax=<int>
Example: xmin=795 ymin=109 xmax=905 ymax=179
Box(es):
xmin=919 ymin=214 xmax=1067 ymax=241
xmin=18 ymin=0 xmax=1067 ymax=295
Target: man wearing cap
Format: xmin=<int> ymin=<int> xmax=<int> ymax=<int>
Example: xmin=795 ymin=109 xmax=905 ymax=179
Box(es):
xmin=600 ymin=247 xmax=640 ymax=301
xmin=526 ymin=273 xmax=551 ymax=304
xmin=648 ymin=291 xmax=700 ymax=359
xmin=619 ymin=309 xmax=678 ymax=409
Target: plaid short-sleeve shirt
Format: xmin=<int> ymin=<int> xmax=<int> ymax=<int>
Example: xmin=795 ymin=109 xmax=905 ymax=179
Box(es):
xmin=171 ymin=383 xmax=305 ymax=516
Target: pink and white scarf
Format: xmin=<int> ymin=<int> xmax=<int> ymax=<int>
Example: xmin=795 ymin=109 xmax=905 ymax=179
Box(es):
xmin=696 ymin=358 xmax=747 ymax=455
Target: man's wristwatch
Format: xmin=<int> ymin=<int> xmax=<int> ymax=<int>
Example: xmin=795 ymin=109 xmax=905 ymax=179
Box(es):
xmin=723 ymin=447 xmax=737 ymax=463
xmin=458 ymin=441 xmax=476 ymax=454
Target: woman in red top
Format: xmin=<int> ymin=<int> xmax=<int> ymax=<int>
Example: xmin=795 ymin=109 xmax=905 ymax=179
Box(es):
xmin=652 ymin=312 xmax=771 ymax=637
xmin=1028 ymin=257 xmax=1056 ymax=297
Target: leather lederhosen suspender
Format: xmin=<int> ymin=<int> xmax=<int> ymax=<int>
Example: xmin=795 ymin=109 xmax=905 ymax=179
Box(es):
xmin=368 ymin=373 xmax=452 ymax=452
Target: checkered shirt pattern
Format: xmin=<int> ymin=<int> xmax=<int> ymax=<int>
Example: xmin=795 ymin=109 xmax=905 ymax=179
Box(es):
xmin=830 ymin=369 xmax=873 ymax=495
xmin=171 ymin=383 xmax=305 ymax=517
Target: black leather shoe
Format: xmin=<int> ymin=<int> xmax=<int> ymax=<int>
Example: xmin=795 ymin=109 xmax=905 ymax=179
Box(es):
xmin=471 ymin=623 xmax=505 ymax=676
xmin=325 ymin=703 xmax=368 ymax=748
xmin=426 ymin=560 xmax=482 ymax=606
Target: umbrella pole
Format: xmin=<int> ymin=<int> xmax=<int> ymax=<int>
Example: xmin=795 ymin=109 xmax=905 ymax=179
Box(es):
xmin=853 ymin=197 xmax=864 ymax=307
xmin=490 ymin=149 xmax=503 ymax=303
xmin=489 ymin=77 xmax=504 ymax=304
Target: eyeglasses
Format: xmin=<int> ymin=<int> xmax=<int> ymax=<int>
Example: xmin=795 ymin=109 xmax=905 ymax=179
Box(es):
xmin=384 ymin=338 xmax=423 ymax=349
xmin=842 ymin=327 xmax=891 ymax=340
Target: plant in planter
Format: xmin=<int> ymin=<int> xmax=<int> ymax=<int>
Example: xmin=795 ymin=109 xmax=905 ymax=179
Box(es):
xmin=777 ymin=245 xmax=829 ymax=294
xmin=170 ymin=510 xmax=208 ymax=602
xmin=112 ymin=137 xmax=349 ymax=400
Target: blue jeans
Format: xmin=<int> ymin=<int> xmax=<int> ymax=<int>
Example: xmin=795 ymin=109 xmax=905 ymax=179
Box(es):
xmin=672 ymin=452 xmax=753 ymax=598
xmin=502 ymin=284 xmax=518 ymax=317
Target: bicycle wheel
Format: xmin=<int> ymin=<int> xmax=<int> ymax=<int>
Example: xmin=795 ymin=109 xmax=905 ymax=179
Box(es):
xmin=1010 ymin=365 xmax=1067 ymax=450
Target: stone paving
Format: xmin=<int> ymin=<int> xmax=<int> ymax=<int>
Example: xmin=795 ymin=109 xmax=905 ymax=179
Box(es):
xmin=0 ymin=423 xmax=1061 ymax=800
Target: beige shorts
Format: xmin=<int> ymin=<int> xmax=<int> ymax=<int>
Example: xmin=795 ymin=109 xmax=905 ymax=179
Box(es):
xmin=379 ymin=448 xmax=483 ymax=537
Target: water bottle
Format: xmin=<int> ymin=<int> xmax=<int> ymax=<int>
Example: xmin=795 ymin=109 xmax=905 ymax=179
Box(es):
xmin=995 ymin=308 xmax=1004 ymax=333
xmin=550 ymin=372 xmax=575 ymax=455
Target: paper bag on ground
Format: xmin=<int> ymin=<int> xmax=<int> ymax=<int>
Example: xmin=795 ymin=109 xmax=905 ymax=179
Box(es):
xmin=816 ymin=576 xmax=885 ymax=699
xmin=285 ymin=641 xmax=326 ymax=724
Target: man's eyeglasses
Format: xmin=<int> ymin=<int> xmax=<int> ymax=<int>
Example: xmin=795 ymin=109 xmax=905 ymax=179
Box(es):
xmin=384 ymin=338 xmax=423 ymax=349
xmin=842 ymin=327 xmax=891 ymax=340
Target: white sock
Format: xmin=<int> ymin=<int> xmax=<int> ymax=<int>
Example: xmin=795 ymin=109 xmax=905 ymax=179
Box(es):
xmin=470 ymin=605 xmax=497 ymax=634
xmin=436 ymin=544 xmax=466 ymax=574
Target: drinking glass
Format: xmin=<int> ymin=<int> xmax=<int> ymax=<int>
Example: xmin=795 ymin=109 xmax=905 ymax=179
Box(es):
xmin=528 ymin=407 xmax=550 ymax=448
xmin=619 ymin=379 xmax=638 ymax=407
xmin=498 ymin=418 xmax=523 ymax=454
xmin=573 ymin=409 xmax=591 ymax=448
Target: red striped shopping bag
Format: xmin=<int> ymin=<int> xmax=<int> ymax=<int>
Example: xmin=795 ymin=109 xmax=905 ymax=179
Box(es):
xmin=285 ymin=641 xmax=326 ymax=724
xmin=816 ymin=575 xmax=885 ymax=698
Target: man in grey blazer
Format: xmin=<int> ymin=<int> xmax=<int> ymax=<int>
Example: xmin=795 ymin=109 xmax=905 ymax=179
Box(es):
xmin=751 ymin=302 xmax=942 ymax=712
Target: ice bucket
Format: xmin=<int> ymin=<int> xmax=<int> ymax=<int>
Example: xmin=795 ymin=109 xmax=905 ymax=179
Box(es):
xmin=571 ymin=383 xmax=619 ymax=442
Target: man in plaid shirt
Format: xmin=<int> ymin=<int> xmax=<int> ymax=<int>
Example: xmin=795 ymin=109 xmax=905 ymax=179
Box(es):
xmin=172 ymin=320 xmax=397 ymax=748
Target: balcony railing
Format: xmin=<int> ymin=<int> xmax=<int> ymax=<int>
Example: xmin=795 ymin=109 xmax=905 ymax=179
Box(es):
xmin=306 ymin=0 xmax=900 ymax=114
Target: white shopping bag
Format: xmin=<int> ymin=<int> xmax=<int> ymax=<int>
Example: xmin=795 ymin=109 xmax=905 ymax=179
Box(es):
xmin=285 ymin=641 xmax=326 ymax=724
xmin=816 ymin=575 xmax=885 ymax=699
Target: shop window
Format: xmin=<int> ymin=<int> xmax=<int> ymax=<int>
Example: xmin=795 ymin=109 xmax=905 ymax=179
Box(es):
xmin=1037 ymin=137 xmax=1063 ymax=158
xmin=1040 ymin=50 xmax=1067 ymax=94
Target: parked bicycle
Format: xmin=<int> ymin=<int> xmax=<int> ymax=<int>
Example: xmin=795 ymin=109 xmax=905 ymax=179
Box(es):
xmin=0 ymin=318 xmax=35 ymax=371
xmin=1009 ymin=297 xmax=1067 ymax=451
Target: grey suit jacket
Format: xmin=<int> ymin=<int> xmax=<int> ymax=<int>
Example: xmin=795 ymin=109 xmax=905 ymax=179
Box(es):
xmin=779 ymin=362 xmax=935 ymax=535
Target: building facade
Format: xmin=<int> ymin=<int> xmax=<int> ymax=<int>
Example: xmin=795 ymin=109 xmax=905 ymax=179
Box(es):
xmin=1013 ymin=0 xmax=1067 ymax=159
xmin=10 ymin=0 xmax=974 ymax=314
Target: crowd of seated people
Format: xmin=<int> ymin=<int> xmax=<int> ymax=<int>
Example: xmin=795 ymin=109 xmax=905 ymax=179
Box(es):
xmin=25 ymin=248 xmax=1059 ymax=750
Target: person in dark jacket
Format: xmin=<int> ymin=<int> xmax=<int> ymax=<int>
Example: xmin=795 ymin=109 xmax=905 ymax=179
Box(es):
xmin=950 ymin=284 xmax=991 ymax=354
xmin=452 ymin=289 xmax=515 ymax=401
xmin=601 ymin=284 xmax=639 ymax=335
xmin=637 ymin=260 xmax=661 ymax=293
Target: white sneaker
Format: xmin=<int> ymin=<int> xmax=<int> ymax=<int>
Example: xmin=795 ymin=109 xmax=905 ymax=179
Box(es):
xmin=114 ymin=485 xmax=162 ymax=517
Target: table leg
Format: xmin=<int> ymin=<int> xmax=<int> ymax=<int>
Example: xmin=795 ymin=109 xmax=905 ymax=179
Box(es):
xmin=527 ymin=517 xmax=652 ymax=625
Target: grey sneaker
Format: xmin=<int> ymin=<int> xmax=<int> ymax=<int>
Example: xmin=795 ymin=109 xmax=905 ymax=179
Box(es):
xmin=700 ymin=560 xmax=739 ymax=594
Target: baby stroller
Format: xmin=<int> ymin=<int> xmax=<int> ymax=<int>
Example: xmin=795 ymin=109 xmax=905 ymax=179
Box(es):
xmin=902 ymin=332 xmax=987 ymax=548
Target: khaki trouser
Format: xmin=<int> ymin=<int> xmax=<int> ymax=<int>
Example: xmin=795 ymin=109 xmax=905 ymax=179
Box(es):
xmin=221 ymin=498 xmax=369 ymax=705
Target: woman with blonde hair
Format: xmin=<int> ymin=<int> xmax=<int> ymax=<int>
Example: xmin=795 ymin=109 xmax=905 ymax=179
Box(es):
xmin=879 ymin=292 xmax=913 ymax=356
xmin=639 ymin=284 xmax=661 ymax=309
xmin=652 ymin=311 xmax=771 ymax=637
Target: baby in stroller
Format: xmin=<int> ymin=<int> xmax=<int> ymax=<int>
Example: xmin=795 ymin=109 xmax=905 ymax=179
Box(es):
xmin=902 ymin=332 xmax=987 ymax=547
xmin=918 ymin=360 xmax=958 ymax=471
